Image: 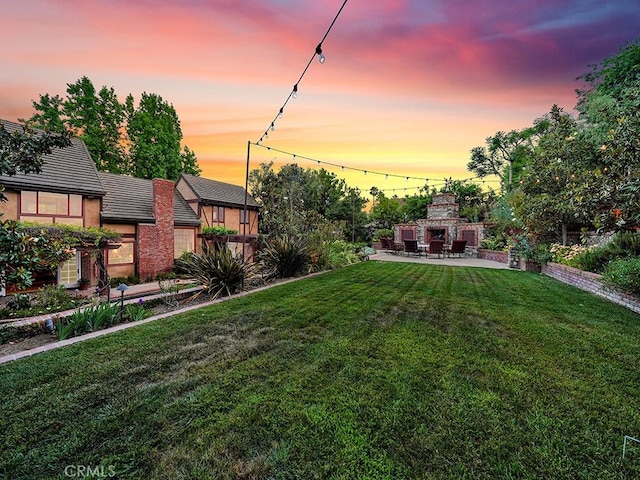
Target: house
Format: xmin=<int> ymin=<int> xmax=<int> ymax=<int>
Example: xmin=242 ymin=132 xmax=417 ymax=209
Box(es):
xmin=0 ymin=119 xmax=260 ymax=293
xmin=176 ymin=173 xmax=260 ymax=258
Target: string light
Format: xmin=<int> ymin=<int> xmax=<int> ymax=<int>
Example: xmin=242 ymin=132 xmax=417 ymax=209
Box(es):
xmin=316 ymin=44 xmax=325 ymax=64
xmin=251 ymin=142 xmax=493 ymax=188
xmin=254 ymin=0 xmax=349 ymax=143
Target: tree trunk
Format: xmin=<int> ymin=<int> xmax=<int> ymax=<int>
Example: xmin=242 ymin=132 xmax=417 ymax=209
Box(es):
xmin=562 ymin=223 xmax=568 ymax=246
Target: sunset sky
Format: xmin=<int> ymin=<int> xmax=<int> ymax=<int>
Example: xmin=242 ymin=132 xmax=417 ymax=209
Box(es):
xmin=2 ymin=0 xmax=638 ymax=197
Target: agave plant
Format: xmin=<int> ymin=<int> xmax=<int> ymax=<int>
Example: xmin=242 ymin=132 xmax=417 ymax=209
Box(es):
xmin=176 ymin=246 xmax=251 ymax=299
xmin=257 ymin=234 xmax=313 ymax=279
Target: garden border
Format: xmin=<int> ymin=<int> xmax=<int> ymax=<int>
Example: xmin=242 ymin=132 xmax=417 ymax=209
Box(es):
xmin=541 ymin=262 xmax=640 ymax=315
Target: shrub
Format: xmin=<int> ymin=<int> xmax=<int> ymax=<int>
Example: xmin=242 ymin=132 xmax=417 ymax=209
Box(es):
xmin=549 ymin=244 xmax=593 ymax=266
xmin=257 ymin=235 xmax=312 ymax=279
xmin=0 ymin=321 xmax=50 ymax=345
xmin=56 ymin=302 xmax=120 ymax=340
xmin=124 ymin=300 xmax=149 ymax=322
xmin=202 ymin=226 xmax=238 ymax=235
xmin=571 ymin=233 xmax=640 ymax=273
xmin=34 ymin=285 xmax=77 ymax=312
xmin=326 ymin=240 xmax=363 ymax=268
xmin=109 ymin=276 xmax=140 ymax=288
xmin=57 ymin=310 xmax=87 ymax=340
xmin=85 ymin=302 xmax=120 ymax=331
xmin=176 ymin=246 xmax=250 ymax=298
xmin=6 ymin=294 xmax=32 ymax=312
xmin=602 ymin=257 xmax=640 ymax=295
xmin=372 ymin=229 xmax=393 ymax=241
xmin=480 ymin=236 xmax=506 ymax=251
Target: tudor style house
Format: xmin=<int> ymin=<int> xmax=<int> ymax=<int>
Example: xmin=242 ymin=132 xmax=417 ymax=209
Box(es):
xmin=0 ymin=119 xmax=260 ymax=294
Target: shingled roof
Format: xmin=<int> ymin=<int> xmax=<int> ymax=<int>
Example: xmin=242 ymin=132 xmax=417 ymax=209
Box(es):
xmin=179 ymin=173 xmax=260 ymax=209
xmin=0 ymin=120 xmax=105 ymax=197
xmin=98 ymin=172 xmax=201 ymax=226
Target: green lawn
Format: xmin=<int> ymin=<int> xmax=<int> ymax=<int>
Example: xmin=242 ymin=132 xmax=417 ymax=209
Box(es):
xmin=2 ymin=261 xmax=640 ymax=479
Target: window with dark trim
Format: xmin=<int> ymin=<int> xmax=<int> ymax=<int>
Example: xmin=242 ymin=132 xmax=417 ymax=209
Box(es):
xmin=240 ymin=209 xmax=249 ymax=225
xmin=108 ymin=242 xmax=135 ymax=265
xmin=212 ymin=206 xmax=225 ymax=223
xmin=20 ymin=191 xmax=82 ymax=217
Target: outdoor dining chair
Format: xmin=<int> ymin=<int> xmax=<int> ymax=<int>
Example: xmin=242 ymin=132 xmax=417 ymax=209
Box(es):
xmin=449 ymin=240 xmax=467 ymax=257
xmin=428 ymin=239 xmax=445 ymax=258
xmin=403 ymin=239 xmax=421 ymax=257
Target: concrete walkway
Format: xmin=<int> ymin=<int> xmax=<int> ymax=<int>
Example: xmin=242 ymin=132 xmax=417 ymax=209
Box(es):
xmin=369 ymin=251 xmax=511 ymax=269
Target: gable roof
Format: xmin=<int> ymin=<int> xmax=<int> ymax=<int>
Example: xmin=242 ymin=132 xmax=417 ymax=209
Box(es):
xmin=179 ymin=173 xmax=260 ymax=209
xmin=98 ymin=172 xmax=201 ymax=226
xmin=0 ymin=119 xmax=105 ymax=197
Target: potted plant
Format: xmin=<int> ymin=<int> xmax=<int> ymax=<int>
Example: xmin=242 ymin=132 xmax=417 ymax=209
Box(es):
xmin=78 ymin=277 xmax=90 ymax=290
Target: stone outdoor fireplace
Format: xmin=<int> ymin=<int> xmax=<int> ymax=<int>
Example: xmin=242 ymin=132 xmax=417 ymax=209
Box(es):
xmin=394 ymin=193 xmax=488 ymax=255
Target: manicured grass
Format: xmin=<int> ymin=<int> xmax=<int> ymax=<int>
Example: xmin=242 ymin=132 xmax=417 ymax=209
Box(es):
xmin=1 ymin=261 xmax=640 ymax=479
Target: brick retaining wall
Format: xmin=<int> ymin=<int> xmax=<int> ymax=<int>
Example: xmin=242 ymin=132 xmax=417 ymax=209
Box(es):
xmin=477 ymin=250 xmax=640 ymax=314
xmin=478 ymin=249 xmax=509 ymax=264
xmin=542 ymin=262 xmax=640 ymax=314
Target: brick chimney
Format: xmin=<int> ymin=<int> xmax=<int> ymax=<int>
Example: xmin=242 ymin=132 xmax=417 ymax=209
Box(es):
xmin=138 ymin=178 xmax=175 ymax=280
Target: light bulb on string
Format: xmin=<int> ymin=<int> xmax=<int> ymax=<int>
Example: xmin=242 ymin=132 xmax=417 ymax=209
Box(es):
xmin=278 ymin=108 xmax=283 ymax=119
xmin=292 ymin=84 xmax=298 ymax=99
xmin=316 ymin=44 xmax=325 ymax=64
xmin=270 ymin=123 xmax=275 ymax=132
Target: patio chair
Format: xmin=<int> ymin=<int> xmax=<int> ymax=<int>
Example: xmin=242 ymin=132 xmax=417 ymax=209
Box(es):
xmin=403 ymin=239 xmax=421 ymax=257
xmin=381 ymin=237 xmax=402 ymax=254
xmin=428 ymin=239 xmax=445 ymax=258
xmin=449 ymin=240 xmax=467 ymax=257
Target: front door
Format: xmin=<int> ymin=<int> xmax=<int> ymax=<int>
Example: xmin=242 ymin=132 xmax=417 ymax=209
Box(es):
xmin=58 ymin=252 xmax=81 ymax=288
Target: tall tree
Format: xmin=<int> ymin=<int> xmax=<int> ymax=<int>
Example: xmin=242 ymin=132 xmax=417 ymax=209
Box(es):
xmin=577 ymin=37 xmax=640 ymax=109
xmin=249 ymin=162 xmax=366 ymax=239
xmin=25 ymin=76 xmax=128 ymax=173
xmin=468 ymin=128 xmax=539 ymax=191
xmin=576 ymin=40 xmax=640 ymax=230
xmin=517 ymin=106 xmax=600 ymax=244
xmin=23 ymin=76 xmax=200 ymax=179
xmin=126 ymin=92 xmax=200 ymax=180
xmin=369 ymin=192 xmax=404 ymax=229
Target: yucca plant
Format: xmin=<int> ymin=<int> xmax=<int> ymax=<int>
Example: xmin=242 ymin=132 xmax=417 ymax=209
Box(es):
xmin=257 ymin=234 xmax=313 ymax=279
xmin=176 ymin=246 xmax=250 ymax=299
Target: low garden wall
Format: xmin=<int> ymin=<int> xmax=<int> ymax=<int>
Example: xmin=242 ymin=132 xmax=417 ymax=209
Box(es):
xmin=478 ymin=249 xmax=640 ymax=314
xmin=478 ymin=249 xmax=509 ymax=264
xmin=542 ymin=262 xmax=640 ymax=315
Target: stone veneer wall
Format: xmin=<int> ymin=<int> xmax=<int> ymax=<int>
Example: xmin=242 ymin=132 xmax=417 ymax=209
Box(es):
xmin=541 ymin=262 xmax=640 ymax=314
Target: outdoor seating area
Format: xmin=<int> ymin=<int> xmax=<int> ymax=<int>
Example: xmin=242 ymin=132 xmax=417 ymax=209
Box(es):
xmin=379 ymin=238 xmax=468 ymax=259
